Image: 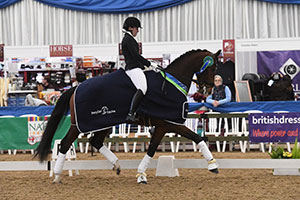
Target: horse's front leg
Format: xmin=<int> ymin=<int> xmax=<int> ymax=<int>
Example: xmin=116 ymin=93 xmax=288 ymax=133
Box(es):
xmin=89 ymin=129 xmax=120 ymax=175
xmin=136 ymin=126 xmax=166 ymax=184
xmin=169 ymin=124 xmax=219 ymax=174
xmin=53 ymin=125 xmax=80 ymax=184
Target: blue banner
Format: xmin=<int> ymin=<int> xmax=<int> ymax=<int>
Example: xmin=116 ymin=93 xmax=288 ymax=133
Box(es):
xmin=258 ymin=0 xmax=300 ymax=4
xmin=249 ymin=113 xmax=300 ymax=143
xmin=35 ymin=0 xmax=193 ymax=13
xmin=2 ymin=0 xmax=300 ymax=10
xmin=188 ymin=101 xmax=300 ymax=113
xmin=0 ymin=0 xmax=20 ymax=8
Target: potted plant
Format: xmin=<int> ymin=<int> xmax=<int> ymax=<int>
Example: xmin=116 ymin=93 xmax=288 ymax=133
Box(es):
xmin=269 ymin=138 xmax=300 ymax=175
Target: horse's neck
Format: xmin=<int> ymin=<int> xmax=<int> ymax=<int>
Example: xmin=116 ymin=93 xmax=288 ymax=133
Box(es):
xmin=165 ymin=65 xmax=194 ymax=90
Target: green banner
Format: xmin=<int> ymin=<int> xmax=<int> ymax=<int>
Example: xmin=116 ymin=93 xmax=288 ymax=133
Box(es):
xmin=0 ymin=116 xmax=71 ymax=150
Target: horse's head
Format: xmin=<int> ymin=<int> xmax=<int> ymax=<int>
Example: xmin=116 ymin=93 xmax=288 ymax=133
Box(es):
xmin=195 ymin=49 xmax=221 ymax=95
xmin=164 ymin=49 xmax=221 ymax=95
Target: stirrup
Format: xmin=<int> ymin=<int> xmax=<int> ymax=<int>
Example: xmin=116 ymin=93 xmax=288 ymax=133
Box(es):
xmin=126 ymin=113 xmax=138 ymax=122
xmin=136 ymin=172 xmax=147 ymax=184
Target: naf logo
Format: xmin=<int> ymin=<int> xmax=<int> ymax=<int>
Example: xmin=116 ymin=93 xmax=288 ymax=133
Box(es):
xmin=279 ymin=58 xmax=300 ymax=80
xmin=27 ymin=116 xmax=48 ymax=145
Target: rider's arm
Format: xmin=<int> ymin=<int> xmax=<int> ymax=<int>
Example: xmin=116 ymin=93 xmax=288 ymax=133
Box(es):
xmin=126 ymin=37 xmax=151 ymax=67
xmin=206 ymin=94 xmax=214 ymax=104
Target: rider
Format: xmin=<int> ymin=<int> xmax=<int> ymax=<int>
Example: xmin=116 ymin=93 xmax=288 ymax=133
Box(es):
xmin=121 ymin=17 xmax=152 ymax=122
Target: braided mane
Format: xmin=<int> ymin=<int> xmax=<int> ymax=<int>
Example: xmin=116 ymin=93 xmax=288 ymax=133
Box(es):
xmin=166 ymin=49 xmax=208 ymax=69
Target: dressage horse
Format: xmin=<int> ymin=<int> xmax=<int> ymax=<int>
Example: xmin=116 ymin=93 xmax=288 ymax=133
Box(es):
xmin=35 ymin=49 xmax=221 ymax=184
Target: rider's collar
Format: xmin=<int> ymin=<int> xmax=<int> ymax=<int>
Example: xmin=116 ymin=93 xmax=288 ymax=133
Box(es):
xmin=160 ymin=71 xmax=188 ymax=96
xmin=122 ymin=29 xmax=137 ymax=42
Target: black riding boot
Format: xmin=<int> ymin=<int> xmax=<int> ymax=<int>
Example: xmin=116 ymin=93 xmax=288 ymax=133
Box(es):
xmin=126 ymin=89 xmax=144 ymax=122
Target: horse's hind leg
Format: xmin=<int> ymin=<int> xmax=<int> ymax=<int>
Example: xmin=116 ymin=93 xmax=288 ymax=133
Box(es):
xmin=136 ymin=126 xmax=166 ymax=184
xmin=89 ymin=129 xmax=121 ymax=175
xmin=169 ymin=124 xmax=218 ymax=174
xmin=53 ymin=125 xmax=80 ymax=184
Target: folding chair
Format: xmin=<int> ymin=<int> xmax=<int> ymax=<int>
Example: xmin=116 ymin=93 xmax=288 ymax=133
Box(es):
xmin=203 ymin=111 xmax=222 ymax=152
xmin=108 ymin=124 xmax=131 ymax=152
xmin=176 ymin=118 xmax=198 ymax=152
xmin=222 ymin=112 xmax=244 ymax=153
xmin=132 ymin=125 xmax=151 ymax=153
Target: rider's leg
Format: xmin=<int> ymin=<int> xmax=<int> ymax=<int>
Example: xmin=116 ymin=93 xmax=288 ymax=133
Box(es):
xmin=125 ymin=68 xmax=147 ymax=121
xmin=126 ymin=89 xmax=144 ymax=121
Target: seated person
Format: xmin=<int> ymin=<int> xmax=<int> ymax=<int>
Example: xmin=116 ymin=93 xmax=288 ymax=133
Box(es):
xmin=25 ymin=94 xmax=47 ymax=106
xmin=267 ymin=72 xmax=295 ymax=101
xmin=206 ymin=75 xmax=232 ymax=107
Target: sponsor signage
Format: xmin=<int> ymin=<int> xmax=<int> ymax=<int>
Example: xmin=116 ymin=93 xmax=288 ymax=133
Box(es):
xmin=223 ymin=39 xmax=235 ymax=63
xmin=50 ymin=45 xmax=73 ymax=57
xmin=27 ymin=116 xmax=49 ymax=145
xmin=257 ymin=50 xmax=300 ymax=99
xmin=249 ymin=113 xmax=300 ymax=143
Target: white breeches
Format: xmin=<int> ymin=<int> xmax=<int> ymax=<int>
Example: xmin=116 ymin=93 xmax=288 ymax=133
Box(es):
xmin=125 ymin=68 xmax=147 ymax=95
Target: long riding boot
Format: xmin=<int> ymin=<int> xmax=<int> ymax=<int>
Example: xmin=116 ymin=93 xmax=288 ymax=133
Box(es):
xmin=126 ymin=89 xmax=144 ymax=122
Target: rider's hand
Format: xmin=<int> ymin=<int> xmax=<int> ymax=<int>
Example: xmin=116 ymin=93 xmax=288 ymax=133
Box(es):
xmin=151 ymin=62 xmax=159 ymax=69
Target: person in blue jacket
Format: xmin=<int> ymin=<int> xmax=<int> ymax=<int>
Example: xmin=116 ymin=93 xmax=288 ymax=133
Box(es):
xmin=206 ymin=75 xmax=231 ymax=107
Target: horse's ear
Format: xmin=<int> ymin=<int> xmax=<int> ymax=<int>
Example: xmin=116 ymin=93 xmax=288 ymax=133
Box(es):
xmin=214 ymin=49 xmax=222 ymax=59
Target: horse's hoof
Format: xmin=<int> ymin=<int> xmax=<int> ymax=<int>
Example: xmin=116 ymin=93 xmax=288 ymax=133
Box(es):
xmin=53 ymin=175 xmax=62 ymax=184
xmin=113 ymin=161 xmax=121 ymax=175
xmin=138 ymin=180 xmax=147 ymax=184
xmin=209 ymin=168 xmax=219 ymax=174
xmin=53 ymin=180 xmax=62 ymax=184
xmin=136 ymin=172 xmax=147 ymax=184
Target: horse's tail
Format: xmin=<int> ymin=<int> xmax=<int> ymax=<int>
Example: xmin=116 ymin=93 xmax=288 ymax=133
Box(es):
xmin=34 ymin=86 xmax=77 ymax=161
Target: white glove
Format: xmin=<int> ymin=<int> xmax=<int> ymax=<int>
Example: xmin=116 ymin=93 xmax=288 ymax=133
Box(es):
xmin=143 ymin=65 xmax=151 ymax=71
xmin=151 ymin=62 xmax=158 ymax=69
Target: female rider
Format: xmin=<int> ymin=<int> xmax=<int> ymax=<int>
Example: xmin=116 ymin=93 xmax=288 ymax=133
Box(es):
xmin=121 ymin=17 xmax=152 ymax=122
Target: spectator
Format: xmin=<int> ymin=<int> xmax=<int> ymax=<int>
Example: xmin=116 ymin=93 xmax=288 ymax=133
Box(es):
xmin=25 ymin=94 xmax=47 ymax=106
xmin=206 ymin=75 xmax=232 ymax=107
xmin=41 ymin=75 xmax=57 ymax=91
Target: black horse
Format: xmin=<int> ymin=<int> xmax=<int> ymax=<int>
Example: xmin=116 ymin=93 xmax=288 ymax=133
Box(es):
xmin=35 ymin=49 xmax=221 ymax=184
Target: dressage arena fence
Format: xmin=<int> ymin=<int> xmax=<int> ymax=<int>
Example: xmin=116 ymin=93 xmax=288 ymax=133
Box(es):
xmin=78 ymin=136 xmax=249 ymax=143
xmin=1 ymin=158 xmax=300 ymax=176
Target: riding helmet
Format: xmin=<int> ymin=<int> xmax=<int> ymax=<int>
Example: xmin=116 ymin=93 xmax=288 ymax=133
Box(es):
xmin=123 ymin=17 xmax=142 ymax=31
